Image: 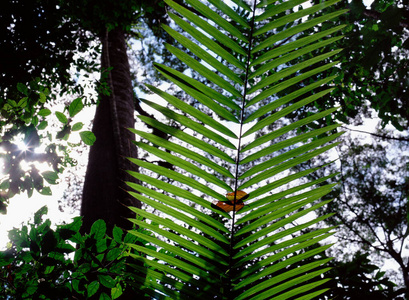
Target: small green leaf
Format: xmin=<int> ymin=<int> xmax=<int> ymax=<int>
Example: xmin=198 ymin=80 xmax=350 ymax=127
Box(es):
xmin=88 ymin=281 xmax=100 ymax=297
xmin=100 ymin=292 xmax=111 ymax=300
xmin=41 ymin=171 xmax=59 ymax=184
xmin=38 ymin=108 xmax=51 ymax=117
xmin=98 ymin=274 xmax=116 ymax=288
xmin=74 ymin=247 xmax=83 ymax=262
xmin=111 ymin=283 xmax=123 ymax=299
xmin=69 ymin=97 xmax=84 ymax=117
xmin=7 ymin=99 xmax=17 ymax=107
xmin=17 ymin=82 xmax=28 ymax=95
xmin=72 ymin=279 xmax=80 ymax=293
xmin=78 ymin=263 xmax=91 ymax=274
xmin=0 ymin=180 xmax=10 ymax=190
xmin=23 ymin=282 xmax=38 ymax=297
xmin=80 ymin=131 xmax=96 ymax=145
xmin=17 ymin=97 xmax=28 ymax=108
xmin=55 ymin=111 xmax=68 ymax=124
xmin=96 ymin=239 xmax=107 ymax=253
xmin=106 ymin=248 xmax=122 ymax=261
xmin=37 ymin=120 xmax=48 ymax=130
xmin=38 ymin=186 xmax=52 ymax=195
xmin=34 ymin=206 xmax=48 ymax=224
xmin=31 ymin=116 xmax=39 ymax=126
xmin=58 ymin=216 xmax=82 ymax=238
xmin=72 ymin=122 xmax=84 ymax=131
xmin=123 ymin=232 xmax=137 ymax=244
xmin=41 ymin=230 xmax=58 ymax=254
xmin=90 ymin=219 xmax=106 ymax=240
xmin=39 ymin=92 xmax=47 ymax=103
xmin=113 ymin=226 xmax=123 ymax=243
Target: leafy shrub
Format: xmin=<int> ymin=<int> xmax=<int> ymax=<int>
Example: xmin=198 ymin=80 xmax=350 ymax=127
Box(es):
xmin=0 ymin=206 xmax=149 ymax=299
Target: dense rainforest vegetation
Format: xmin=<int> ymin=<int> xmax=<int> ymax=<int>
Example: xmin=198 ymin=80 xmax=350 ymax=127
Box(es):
xmin=0 ymin=0 xmax=408 ymax=299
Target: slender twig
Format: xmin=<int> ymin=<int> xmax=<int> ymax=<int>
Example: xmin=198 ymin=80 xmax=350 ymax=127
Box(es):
xmin=340 ymin=126 xmax=409 ymax=142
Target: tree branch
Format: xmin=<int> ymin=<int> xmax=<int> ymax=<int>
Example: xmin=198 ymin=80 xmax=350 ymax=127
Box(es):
xmin=340 ymin=126 xmax=409 ymax=142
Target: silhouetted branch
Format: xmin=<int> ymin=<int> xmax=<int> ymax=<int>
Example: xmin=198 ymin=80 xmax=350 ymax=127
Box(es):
xmin=341 ymin=126 xmax=409 ymax=142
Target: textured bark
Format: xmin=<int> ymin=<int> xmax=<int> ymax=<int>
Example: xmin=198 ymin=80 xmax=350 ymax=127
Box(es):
xmin=80 ymin=27 xmax=141 ymax=234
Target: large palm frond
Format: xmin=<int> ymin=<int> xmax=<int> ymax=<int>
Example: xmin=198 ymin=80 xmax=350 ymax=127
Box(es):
xmin=126 ymin=0 xmax=346 ymax=299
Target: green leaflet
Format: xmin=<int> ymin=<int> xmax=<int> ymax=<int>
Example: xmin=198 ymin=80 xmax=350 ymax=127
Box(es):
xmin=243 ymin=88 xmax=336 ymax=137
xmin=129 ymin=219 xmax=228 ymax=263
xmin=126 ymin=0 xmax=345 ymax=298
xmin=165 ymin=0 xmax=246 ymax=56
xmin=235 ymin=220 xmax=336 ymax=259
xmin=241 ymin=123 xmax=341 ymax=164
xmin=165 ymin=44 xmax=242 ymax=98
xmin=127 ymin=157 xmax=231 ymax=201
xmin=168 ymin=13 xmax=245 ymax=71
xmin=131 ymin=128 xmax=233 ymax=179
xmin=239 ymin=142 xmax=340 ymax=189
xmin=140 ymin=98 xmax=237 ymax=149
xmin=126 ymin=179 xmax=229 ymax=233
xmin=156 ymin=63 xmax=240 ymax=121
xmin=250 ymin=25 xmax=346 ymax=66
xmin=242 ymin=107 xmax=340 ymax=150
xmin=238 ymin=196 xmax=334 ymax=241
xmin=250 ymin=36 xmax=343 ymax=79
xmin=133 ymin=141 xmax=230 ymax=190
xmin=255 ymin=0 xmax=341 ymax=35
xmin=239 ymin=132 xmax=343 ymax=181
xmin=245 ymin=76 xmax=338 ymax=119
xmin=238 ymin=177 xmax=337 ymax=218
xmin=245 ymin=62 xmax=339 ymax=107
xmin=155 ymin=63 xmax=241 ymax=110
xmin=128 ymin=246 xmax=219 ymax=293
xmin=235 ymin=249 xmax=333 ymax=291
xmin=128 ymin=256 xmax=215 ymax=296
xmin=126 ymin=182 xmax=229 ymax=243
xmin=128 ymin=229 xmax=223 ymax=274
xmin=256 ymin=0 xmax=310 ymax=20
xmin=163 ymin=24 xmax=243 ymax=85
xmin=128 ymin=205 xmax=229 ymax=256
xmin=252 ymin=9 xmax=348 ymax=53
xmin=234 ymin=201 xmax=333 ymax=258
xmin=206 ymin=0 xmax=250 ymax=28
xmin=146 ymin=85 xmax=238 ymax=139
xmin=137 ymin=115 xmax=235 ymax=163
xmin=248 ymin=50 xmax=342 ymax=93
xmin=184 ymin=0 xmax=249 ymax=43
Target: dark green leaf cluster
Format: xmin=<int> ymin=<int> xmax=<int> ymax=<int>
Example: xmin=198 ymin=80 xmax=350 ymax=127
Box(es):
xmin=0 ymin=207 xmax=152 ymax=299
xmin=291 ymin=0 xmax=409 ymax=130
xmin=319 ymin=252 xmax=405 ymax=299
xmin=0 ymin=85 xmax=95 ymax=212
xmin=0 ymin=0 xmax=95 ymax=99
xmin=61 ymin=0 xmax=168 ymax=37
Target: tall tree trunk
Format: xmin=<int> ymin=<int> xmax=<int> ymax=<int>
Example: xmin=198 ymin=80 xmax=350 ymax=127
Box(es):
xmin=80 ymin=27 xmax=141 ymax=234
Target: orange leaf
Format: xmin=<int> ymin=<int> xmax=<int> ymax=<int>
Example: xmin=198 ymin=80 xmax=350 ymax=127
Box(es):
xmin=211 ymin=200 xmax=245 ymax=213
xmin=226 ymin=190 xmax=248 ymax=202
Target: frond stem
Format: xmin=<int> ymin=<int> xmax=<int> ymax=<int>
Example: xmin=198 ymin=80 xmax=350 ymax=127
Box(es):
xmin=227 ymin=0 xmax=258 ymax=296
